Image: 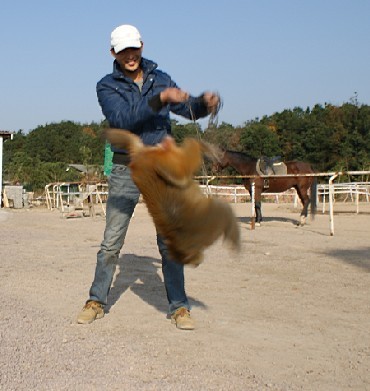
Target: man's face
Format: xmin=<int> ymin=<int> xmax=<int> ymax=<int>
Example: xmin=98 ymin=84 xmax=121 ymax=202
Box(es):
xmin=113 ymin=44 xmax=143 ymax=73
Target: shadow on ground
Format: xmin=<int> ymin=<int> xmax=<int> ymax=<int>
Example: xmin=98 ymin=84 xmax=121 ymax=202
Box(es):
xmin=323 ymin=246 xmax=370 ymax=272
xmin=237 ymin=216 xmax=300 ymax=226
xmin=105 ymin=253 xmax=207 ymax=314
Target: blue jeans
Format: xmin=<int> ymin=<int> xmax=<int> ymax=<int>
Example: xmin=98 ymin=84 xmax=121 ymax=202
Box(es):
xmin=88 ymin=164 xmax=190 ymax=314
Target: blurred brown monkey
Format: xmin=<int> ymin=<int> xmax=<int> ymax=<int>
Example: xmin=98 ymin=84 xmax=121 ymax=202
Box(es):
xmin=105 ymin=128 xmax=240 ymax=266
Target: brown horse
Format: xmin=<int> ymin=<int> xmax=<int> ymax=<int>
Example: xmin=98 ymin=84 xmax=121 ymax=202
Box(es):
xmin=212 ymin=150 xmax=317 ymax=226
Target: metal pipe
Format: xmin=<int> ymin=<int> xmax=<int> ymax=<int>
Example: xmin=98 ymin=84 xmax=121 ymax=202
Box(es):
xmin=329 ymin=173 xmax=339 ymax=236
xmin=251 ymin=180 xmax=255 ymax=230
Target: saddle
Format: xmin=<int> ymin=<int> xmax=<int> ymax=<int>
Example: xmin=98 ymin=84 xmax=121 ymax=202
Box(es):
xmin=256 ymin=156 xmax=287 ymax=188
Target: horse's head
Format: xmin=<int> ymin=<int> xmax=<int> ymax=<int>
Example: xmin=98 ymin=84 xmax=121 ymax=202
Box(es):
xmin=211 ymin=161 xmax=220 ymax=173
xmin=197 ymin=141 xmax=233 ymax=173
xmin=197 ymin=141 xmax=224 ymax=172
xmin=210 ymin=146 xmax=227 ymax=173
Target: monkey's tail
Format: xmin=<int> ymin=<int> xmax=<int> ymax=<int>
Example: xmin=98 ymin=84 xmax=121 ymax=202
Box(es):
xmin=222 ymin=205 xmax=241 ymax=252
xmin=104 ymin=128 xmax=143 ymax=154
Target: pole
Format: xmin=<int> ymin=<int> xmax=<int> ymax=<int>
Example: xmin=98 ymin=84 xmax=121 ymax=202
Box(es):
xmin=251 ymin=180 xmax=255 ymax=230
xmin=328 ymin=173 xmax=338 ymax=236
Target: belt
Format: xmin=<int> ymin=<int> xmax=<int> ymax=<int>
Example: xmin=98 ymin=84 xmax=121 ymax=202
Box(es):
xmin=112 ymin=153 xmax=131 ymax=165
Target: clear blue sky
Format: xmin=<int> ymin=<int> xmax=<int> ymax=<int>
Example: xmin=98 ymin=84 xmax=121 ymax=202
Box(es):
xmin=1 ymin=1 xmax=369 ymax=132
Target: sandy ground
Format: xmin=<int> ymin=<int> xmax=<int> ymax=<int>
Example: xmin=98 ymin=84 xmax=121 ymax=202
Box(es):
xmin=0 ymin=200 xmax=369 ymax=391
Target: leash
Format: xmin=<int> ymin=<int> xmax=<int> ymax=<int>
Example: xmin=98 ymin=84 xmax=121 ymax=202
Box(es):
xmin=186 ymin=93 xmax=223 ymax=192
xmin=187 ymin=92 xmax=223 ymax=135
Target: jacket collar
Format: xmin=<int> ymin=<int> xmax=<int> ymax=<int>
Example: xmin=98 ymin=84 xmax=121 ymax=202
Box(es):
xmin=112 ymin=57 xmax=158 ymax=80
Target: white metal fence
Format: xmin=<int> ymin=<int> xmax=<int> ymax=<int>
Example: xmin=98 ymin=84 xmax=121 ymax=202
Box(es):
xmin=198 ymin=184 xmax=299 ymax=206
xmin=317 ymin=182 xmax=370 ymax=213
xmin=41 ymin=173 xmax=370 ymax=234
xmin=44 ymin=182 xmax=108 ymax=216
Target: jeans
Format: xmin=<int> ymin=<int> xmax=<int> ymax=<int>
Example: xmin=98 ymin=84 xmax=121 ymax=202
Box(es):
xmin=88 ymin=164 xmax=189 ymax=314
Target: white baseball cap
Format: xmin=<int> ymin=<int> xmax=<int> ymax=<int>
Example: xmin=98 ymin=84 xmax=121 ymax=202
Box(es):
xmin=110 ymin=24 xmax=142 ymax=53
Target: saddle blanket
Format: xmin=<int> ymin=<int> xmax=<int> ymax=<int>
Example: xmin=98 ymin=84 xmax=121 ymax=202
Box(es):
xmin=256 ymin=157 xmax=287 ymax=176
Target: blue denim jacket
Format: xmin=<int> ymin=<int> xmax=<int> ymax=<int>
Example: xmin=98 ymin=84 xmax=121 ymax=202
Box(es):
xmin=97 ymin=57 xmax=209 ymax=153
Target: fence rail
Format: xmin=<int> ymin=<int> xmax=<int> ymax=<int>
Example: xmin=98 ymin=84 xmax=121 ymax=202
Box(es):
xmin=42 ymin=171 xmax=370 ymax=235
xmin=197 ymin=171 xmax=370 ymax=235
xmin=198 ymin=184 xmax=299 ymax=205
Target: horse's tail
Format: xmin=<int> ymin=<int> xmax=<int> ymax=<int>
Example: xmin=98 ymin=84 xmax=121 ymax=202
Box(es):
xmin=310 ymin=177 xmax=317 ymax=219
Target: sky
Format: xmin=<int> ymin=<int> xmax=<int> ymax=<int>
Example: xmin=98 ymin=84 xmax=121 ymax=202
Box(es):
xmin=1 ymin=1 xmax=369 ymax=133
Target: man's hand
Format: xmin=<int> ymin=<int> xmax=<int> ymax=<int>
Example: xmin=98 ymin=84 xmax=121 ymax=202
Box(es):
xmin=160 ymin=88 xmax=189 ymax=104
xmin=202 ymin=92 xmax=221 ymax=115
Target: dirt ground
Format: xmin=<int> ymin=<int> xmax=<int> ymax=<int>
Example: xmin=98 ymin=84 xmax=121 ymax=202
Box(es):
xmin=0 ymin=200 xmax=369 ymax=391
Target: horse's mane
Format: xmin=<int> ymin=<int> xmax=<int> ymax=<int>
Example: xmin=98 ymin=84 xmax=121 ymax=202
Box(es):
xmin=204 ymin=144 xmax=257 ymax=166
xmin=224 ymin=150 xmax=257 ymax=162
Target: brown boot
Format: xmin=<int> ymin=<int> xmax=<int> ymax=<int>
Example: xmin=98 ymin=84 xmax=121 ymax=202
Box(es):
xmin=77 ymin=301 xmax=104 ymax=324
xmin=171 ymin=307 xmax=195 ymax=330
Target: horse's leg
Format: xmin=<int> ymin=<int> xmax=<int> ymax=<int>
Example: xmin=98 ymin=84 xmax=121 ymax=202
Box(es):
xmin=246 ymin=182 xmax=262 ymax=227
xmin=254 ymin=186 xmax=263 ymax=226
xmin=255 ymin=201 xmax=262 ymax=226
xmin=296 ymin=185 xmax=310 ymax=226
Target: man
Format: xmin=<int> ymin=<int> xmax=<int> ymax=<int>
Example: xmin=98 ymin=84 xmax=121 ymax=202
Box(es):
xmin=77 ymin=24 xmax=220 ymax=330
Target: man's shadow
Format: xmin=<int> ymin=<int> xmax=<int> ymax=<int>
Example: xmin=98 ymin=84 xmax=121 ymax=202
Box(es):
xmin=105 ymin=253 xmax=207 ymax=314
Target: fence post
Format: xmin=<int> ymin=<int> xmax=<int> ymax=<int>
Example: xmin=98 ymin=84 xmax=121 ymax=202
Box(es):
xmin=329 ymin=173 xmax=339 ymax=236
xmin=251 ymin=180 xmax=255 ymax=230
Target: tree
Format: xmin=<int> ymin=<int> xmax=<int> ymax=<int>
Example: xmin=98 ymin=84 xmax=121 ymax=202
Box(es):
xmin=171 ymin=120 xmax=202 ymax=144
xmin=3 ymin=103 xmax=370 ymax=192
xmin=240 ymin=123 xmax=281 ymax=159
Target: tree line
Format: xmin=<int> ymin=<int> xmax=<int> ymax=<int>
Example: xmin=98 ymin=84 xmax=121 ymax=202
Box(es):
xmin=3 ymin=101 xmax=370 ymax=192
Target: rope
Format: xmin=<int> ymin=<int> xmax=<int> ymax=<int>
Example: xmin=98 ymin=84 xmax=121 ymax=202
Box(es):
xmin=186 ymin=93 xmax=223 ymax=192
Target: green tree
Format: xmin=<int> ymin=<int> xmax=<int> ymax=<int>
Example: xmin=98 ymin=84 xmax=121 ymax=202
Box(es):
xmin=240 ymin=123 xmax=281 ymax=159
xmin=3 ymin=103 xmax=370 ymax=192
xmin=171 ymin=120 xmax=202 ymax=144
